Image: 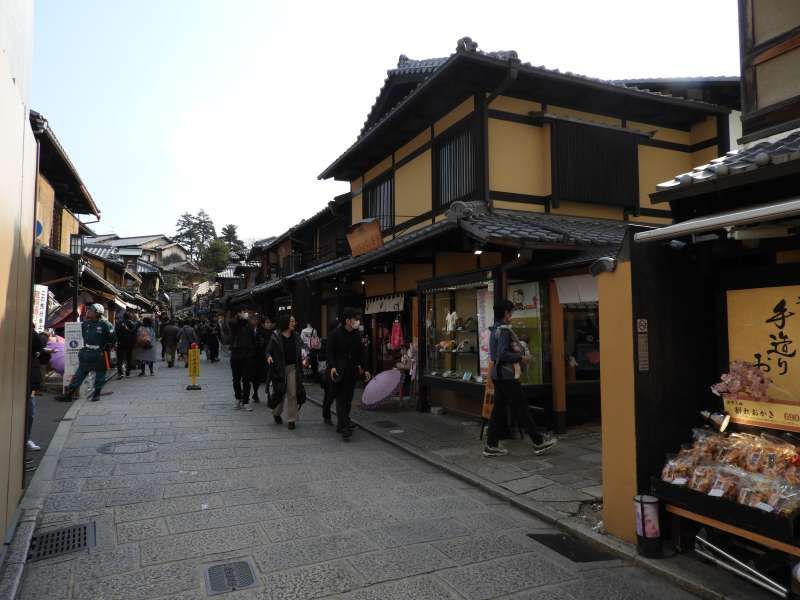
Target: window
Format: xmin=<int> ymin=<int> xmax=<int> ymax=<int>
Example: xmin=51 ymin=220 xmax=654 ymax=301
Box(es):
xmin=551 ymin=120 xmax=638 ymax=209
xmin=51 ymin=203 xmax=63 ymax=250
xmin=363 ymin=174 xmax=394 ymax=231
xmin=434 ymin=123 xmax=477 ymax=208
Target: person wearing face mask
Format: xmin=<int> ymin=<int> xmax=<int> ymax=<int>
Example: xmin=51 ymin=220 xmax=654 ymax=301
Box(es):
xmin=326 ymin=307 xmax=371 ymax=439
xmin=229 ymin=310 xmax=258 ymax=411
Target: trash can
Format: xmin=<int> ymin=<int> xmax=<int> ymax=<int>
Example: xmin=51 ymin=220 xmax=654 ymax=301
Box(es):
xmin=634 ymin=494 xmax=663 ymax=558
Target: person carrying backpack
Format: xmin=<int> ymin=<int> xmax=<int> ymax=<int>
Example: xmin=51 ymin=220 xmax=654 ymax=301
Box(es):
xmin=115 ymin=311 xmax=138 ymax=377
xmin=133 ymin=316 xmax=157 ymax=376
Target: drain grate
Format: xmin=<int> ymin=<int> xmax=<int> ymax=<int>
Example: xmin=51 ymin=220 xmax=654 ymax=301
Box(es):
xmin=97 ymin=440 xmax=159 ymax=455
xmin=527 ymin=533 xmax=616 ymax=563
xmin=28 ymin=523 xmax=95 ymax=562
xmin=373 ymin=420 xmax=400 ymax=428
xmin=204 ymin=559 xmax=257 ymax=595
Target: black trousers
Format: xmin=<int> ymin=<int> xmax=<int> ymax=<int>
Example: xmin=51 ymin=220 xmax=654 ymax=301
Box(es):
xmin=331 ymin=379 xmax=356 ymax=432
xmin=117 ymin=345 xmax=134 ymax=375
xmin=322 ymin=381 xmax=333 ymax=421
xmin=230 ymin=357 xmax=251 ymax=404
xmin=487 ymin=378 xmax=543 ymax=447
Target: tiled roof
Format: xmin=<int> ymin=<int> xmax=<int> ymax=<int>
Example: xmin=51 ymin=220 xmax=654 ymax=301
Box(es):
xmin=136 ymin=261 xmax=161 ymax=274
xmin=104 ymin=235 xmax=169 ymax=247
xmin=324 ymin=37 xmax=727 ymax=180
xmin=464 ymin=210 xmax=628 ymax=247
xmin=654 ymin=130 xmax=800 ymax=195
xmin=216 ymin=266 xmax=241 ymax=279
xmin=85 ymin=244 xmax=119 ymax=261
xmin=611 ymin=76 xmax=740 ymax=85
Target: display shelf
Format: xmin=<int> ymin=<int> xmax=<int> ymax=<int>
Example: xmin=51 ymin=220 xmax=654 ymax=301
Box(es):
xmin=651 ymin=478 xmax=799 ymax=544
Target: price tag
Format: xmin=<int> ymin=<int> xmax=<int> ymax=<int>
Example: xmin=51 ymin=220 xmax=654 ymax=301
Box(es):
xmin=708 ymin=488 xmax=724 ymax=497
xmin=756 ymin=502 xmax=774 ymax=513
xmin=672 ymin=477 xmax=688 ymax=486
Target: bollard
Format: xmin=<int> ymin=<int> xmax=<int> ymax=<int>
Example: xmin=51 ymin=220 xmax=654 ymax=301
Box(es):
xmin=186 ymin=343 xmax=202 ymax=390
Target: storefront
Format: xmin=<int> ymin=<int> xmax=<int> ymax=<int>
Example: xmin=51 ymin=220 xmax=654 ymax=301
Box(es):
xmin=597 ymin=132 xmax=800 ymax=590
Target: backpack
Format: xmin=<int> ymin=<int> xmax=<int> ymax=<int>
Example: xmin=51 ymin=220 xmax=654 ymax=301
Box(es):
xmin=137 ymin=327 xmax=153 ymax=349
xmin=309 ymin=329 xmax=321 ymax=351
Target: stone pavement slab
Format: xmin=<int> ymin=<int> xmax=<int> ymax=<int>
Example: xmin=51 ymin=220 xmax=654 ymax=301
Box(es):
xmin=12 ymin=356 xmax=720 ymax=600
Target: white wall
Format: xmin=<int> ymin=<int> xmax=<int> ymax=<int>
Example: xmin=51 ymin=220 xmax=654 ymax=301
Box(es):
xmin=0 ymin=0 xmax=33 ymax=107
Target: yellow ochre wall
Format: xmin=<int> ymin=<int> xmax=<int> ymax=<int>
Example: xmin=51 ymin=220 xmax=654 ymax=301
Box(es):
xmin=36 ymin=174 xmax=54 ymax=246
xmin=488 ymin=119 xmax=549 ymax=197
xmin=363 ymin=274 xmax=394 ymax=297
xmin=395 ymin=150 xmax=432 ymax=226
xmin=59 ymin=209 xmax=80 ymax=255
xmin=435 ymin=252 xmax=478 ymax=276
xmin=598 ymin=260 xmax=637 ymax=543
xmin=396 ymin=264 xmax=433 ymax=292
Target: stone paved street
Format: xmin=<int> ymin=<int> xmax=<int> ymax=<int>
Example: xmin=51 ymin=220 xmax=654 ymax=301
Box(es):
xmin=17 ymin=358 xmax=705 ymax=600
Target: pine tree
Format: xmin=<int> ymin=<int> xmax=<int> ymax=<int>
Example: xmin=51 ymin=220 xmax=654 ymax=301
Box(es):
xmin=220 ymin=224 xmax=245 ymax=254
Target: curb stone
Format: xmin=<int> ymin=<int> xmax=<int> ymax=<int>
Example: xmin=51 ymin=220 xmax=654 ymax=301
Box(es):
xmin=0 ymin=391 xmax=87 ymax=599
xmin=306 ymin=393 xmax=727 ymax=600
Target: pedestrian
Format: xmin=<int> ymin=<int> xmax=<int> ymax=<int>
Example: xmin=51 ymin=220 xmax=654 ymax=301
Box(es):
xmin=485 ymin=299 xmax=557 ymax=458
xmin=26 ymin=323 xmax=49 ymax=451
xmin=160 ymin=319 xmax=180 ymax=367
xmin=159 ymin=314 xmax=170 ymax=361
xmin=177 ymin=320 xmax=199 ymax=368
xmin=266 ymin=314 xmax=305 ymax=430
xmin=326 ymin=308 xmax=370 ymax=439
xmin=133 ymin=316 xmax=157 ymax=376
xmin=204 ymin=322 xmax=221 ymax=362
xmin=250 ymin=316 xmax=271 ymax=403
xmin=229 ymin=311 xmax=257 ymax=411
xmin=55 ymin=304 xmax=116 ymax=402
xmin=115 ymin=311 xmax=137 ymax=377
xmin=321 ymin=318 xmax=339 ymax=426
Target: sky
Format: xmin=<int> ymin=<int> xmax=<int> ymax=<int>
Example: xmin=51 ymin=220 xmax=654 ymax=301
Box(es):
xmin=32 ymin=0 xmax=741 ymax=244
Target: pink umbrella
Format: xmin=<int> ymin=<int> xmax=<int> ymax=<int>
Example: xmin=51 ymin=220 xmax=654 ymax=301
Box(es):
xmin=47 ymin=336 xmax=65 ymax=374
xmin=361 ymin=368 xmax=403 ymax=410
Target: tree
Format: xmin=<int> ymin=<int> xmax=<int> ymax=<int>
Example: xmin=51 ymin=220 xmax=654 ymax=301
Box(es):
xmin=220 ymin=224 xmax=245 ymax=255
xmin=174 ymin=209 xmax=218 ymax=262
xmin=200 ymin=238 xmax=230 ymax=274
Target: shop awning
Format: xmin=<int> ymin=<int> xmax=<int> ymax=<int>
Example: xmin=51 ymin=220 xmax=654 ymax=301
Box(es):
xmin=364 ymin=293 xmax=405 ymax=314
xmin=634 ymin=197 xmax=800 ymax=243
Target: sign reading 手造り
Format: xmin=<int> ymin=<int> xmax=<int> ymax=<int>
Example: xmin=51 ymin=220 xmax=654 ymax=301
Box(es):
xmin=725 ymin=286 xmax=800 ymax=430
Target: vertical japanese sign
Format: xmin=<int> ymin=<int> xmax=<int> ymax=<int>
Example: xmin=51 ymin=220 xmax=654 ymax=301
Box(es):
xmin=32 ymin=284 xmax=48 ymax=332
xmin=725 ymin=285 xmax=800 ymax=430
xmin=63 ymin=321 xmax=83 ymax=392
xmin=476 ymin=283 xmax=494 ymax=376
xmin=508 ymin=282 xmax=543 ymax=384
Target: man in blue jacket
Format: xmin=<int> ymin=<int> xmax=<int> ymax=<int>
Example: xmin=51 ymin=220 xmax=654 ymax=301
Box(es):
xmin=486 ymin=299 xmax=557 ymax=457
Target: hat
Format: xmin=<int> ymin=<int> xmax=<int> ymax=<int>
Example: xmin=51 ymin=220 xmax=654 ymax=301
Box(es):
xmin=90 ymin=303 xmax=105 ymax=315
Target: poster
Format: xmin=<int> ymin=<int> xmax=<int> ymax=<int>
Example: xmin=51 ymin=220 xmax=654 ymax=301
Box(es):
xmin=63 ymin=321 xmax=94 ymax=397
xmin=476 ymin=283 xmax=494 ymax=376
xmin=508 ymin=282 xmax=543 ymax=384
xmin=725 ymin=285 xmax=800 ymax=431
xmin=32 ymin=284 xmax=48 ymax=332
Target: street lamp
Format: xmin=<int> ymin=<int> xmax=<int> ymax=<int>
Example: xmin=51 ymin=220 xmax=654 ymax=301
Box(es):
xmin=69 ymin=234 xmax=84 ymax=320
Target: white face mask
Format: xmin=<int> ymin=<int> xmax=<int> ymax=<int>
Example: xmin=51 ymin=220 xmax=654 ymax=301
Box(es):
xmin=350 ymin=319 xmax=360 ymax=330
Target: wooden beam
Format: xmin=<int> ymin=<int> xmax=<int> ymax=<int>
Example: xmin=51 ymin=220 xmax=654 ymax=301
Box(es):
xmin=548 ymin=279 xmax=567 ymax=433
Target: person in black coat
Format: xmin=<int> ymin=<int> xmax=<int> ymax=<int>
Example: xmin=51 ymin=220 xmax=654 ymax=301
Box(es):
xmin=321 ymin=318 xmax=339 ymax=426
xmin=266 ymin=314 xmax=304 ymax=430
xmin=326 ymin=308 xmax=371 ymax=439
xmin=229 ymin=312 xmax=259 ymax=411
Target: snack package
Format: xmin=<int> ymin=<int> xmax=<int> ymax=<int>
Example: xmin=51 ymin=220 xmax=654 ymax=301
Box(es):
xmin=767 ymin=484 xmax=800 ymax=516
xmin=708 ymin=467 xmax=743 ymax=500
xmin=692 ymin=428 xmax=726 ymax=461
xmin=760 ymin=435 xmax=797 ymax=478
xmin=669 ymin=454 xmax=696 ymax=486
xmin=744 ymin=439 xmax=766 ymax=473
xmin=688 ymin=465 xmax=716 ymax=493
xmin=718 ymin=434 xmax=757 ymax=469
xmin=661 ymin=455 xmax=678 ymax=483
xmin=737 ymin=473 xmax=777 ymax=508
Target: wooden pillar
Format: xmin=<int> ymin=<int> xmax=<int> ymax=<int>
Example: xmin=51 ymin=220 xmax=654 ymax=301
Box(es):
xmin=548 ymin=279 xmax=567 ymax=433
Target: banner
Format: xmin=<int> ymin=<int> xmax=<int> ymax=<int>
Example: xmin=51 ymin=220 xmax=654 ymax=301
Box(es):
xmin=476 ymin=283 xmax=494 ymax=376
xmin=726 ymin=285 xmax=800 ymax=431
xmin=63 ymin=321 xmax=94 ymax=396
xmin=32 ymin=284 xmax=48 ymax=332
xmin=365 ymin=294 xmax=404 ymax=314
xmin=508 ymin=281 xmax=543 ymax=384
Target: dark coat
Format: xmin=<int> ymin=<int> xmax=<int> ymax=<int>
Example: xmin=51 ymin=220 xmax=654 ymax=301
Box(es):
xmin=160 ymin=324 xmax=180 ymax=351
xmin=266 ymin=330 xmax=304 ymax=401
xmin=326 ymin=325 xmax=364 ymax=381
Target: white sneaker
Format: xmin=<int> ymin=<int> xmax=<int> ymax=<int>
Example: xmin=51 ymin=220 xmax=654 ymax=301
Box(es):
xmin=244 ymin=405 xmax=254 ymax=412
xmin=26 ymin=440 xmax=41 ymax=451
xmin=482 ymin=444 xmax=509 ymax=457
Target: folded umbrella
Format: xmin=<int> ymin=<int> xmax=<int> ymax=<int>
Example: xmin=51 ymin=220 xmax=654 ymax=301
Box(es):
xmin=360 ymin=368 xmax=403 ymax=410
xmin=46 ymin=336 xmax=65 ymax=375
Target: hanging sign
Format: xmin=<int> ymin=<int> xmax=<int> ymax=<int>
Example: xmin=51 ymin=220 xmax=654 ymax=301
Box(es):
xmin=724 ymin=285 xmax=800 ymax=431
xmin=365 ymin=294 xmax=404 ymax=314
xmin=32 ymin=284 xmax=48 ymax=332
xmin=476 ymin=283 xmax=494 ymax=377
xmin=346 ymin=220 xmax=384 ymax=257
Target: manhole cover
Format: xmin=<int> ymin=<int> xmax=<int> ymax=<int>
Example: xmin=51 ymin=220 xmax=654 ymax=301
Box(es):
xmin=374 ymin=420 xmax=399 ymax=428
xmin=204 ymin=559 xmax=257 ymax=595
xmin=527 ymin=533 xmax=616 ymax=563
xmin=97 ymin=440 xmax=159 ymax=455
xmin=28 ymin=522 xmax=95 ymax=562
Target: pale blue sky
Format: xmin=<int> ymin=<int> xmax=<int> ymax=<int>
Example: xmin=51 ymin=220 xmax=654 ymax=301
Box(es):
xmin=33 ymin=0 xmax=741 ymax=242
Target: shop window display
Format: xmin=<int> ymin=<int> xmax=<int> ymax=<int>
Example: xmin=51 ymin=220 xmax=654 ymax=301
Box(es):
xmin=564 ymin=303 xmax=600 ymax=382
xmin=507 ymin=281 xmax=544 ymax=385
xmin=425 ymin=286 xmax=484 ymax=383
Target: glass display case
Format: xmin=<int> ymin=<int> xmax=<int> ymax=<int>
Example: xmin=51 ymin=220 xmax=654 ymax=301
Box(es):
xmin=424 ymin=287 xmax=484 ymax=383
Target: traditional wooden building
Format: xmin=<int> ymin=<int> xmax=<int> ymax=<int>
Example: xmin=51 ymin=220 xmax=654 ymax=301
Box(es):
xmin=308 ymin=37 xmax=739 ymax=425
